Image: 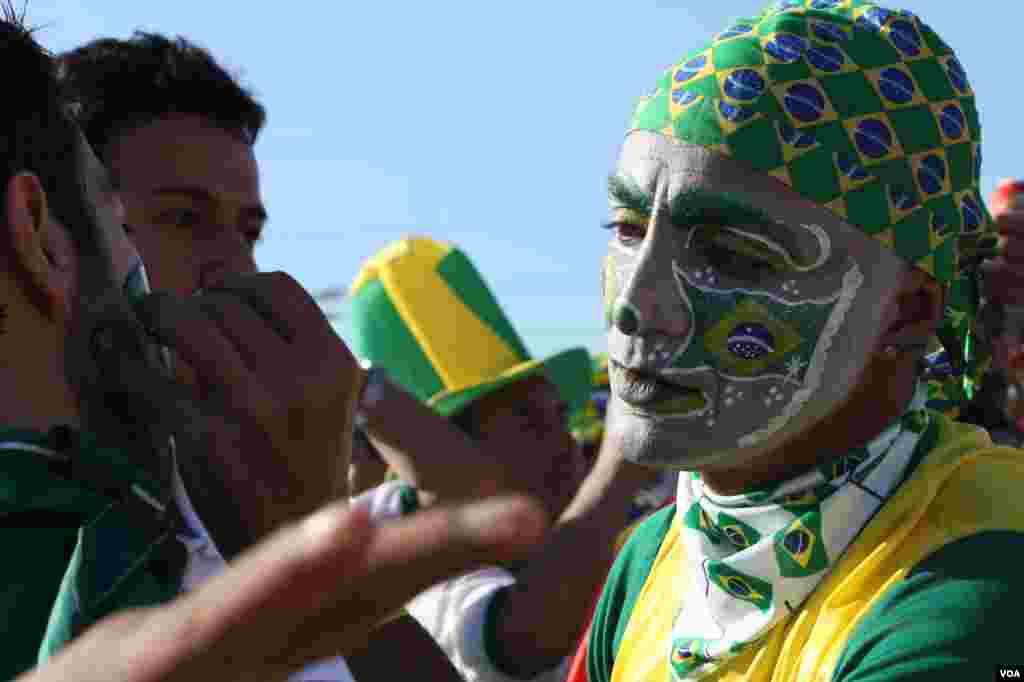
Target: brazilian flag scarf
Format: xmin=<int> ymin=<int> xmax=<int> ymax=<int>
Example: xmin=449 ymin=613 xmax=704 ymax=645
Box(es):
xmin=668 ymin=383 xmax=929 ymax=679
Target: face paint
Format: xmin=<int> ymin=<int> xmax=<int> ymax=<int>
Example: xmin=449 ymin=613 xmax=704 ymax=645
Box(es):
xmin=668 ymin=247 xmax=863 ymax=448
xmin=606 ymin=131 xmax=906 ymax=472
xmin=602 ymin=255 xmax=617 ymax=329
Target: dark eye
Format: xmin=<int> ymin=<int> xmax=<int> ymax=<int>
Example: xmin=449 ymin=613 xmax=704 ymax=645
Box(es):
xmin=704 ymin=243 xmax=776 ymax=275
xmin=162 ymin=208 xmax=201 ymax=228
xmin=604 ymin=221 xmax=646 ymax=246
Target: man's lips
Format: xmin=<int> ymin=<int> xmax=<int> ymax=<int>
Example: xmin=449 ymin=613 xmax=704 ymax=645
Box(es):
xmin=610 ymin=361 xmax=708 ymax=415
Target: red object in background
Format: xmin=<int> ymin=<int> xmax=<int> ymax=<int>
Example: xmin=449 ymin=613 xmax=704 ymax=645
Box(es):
xmin=990 ymin=179 xmax=1024 ymax=217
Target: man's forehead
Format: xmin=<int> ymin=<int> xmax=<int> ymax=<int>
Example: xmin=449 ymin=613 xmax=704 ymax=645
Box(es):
xmin=107 ymin=114 xmax=260 ymax=198
xmin=612 ymin=130 xmax=904 ymax=267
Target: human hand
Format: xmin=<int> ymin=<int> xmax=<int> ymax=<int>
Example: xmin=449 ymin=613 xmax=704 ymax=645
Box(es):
xmin=17 ymin=495 xmax=549 ymax=682
xmin=129 ymin=272 xmax=362 ymax=540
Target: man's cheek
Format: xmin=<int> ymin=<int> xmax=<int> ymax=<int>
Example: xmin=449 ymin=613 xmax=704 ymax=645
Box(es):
xmin=603 ymin=255 xmax=619 ymax=329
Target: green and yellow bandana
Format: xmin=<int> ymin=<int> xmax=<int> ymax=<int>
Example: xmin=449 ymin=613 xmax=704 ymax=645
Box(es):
xmin=628 ymin=0 xmax=994 ymax=413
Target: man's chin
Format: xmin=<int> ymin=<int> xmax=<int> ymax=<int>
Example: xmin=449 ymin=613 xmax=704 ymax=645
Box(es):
xmin=615 ymin=409 xmax=753 ymax=472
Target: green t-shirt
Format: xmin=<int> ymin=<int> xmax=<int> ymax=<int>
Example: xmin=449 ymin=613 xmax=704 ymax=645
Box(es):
xmin=587 ymin=508 xmax=1024 ymax=682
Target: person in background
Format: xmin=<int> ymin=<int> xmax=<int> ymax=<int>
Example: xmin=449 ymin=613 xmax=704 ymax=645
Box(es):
xmin=581 ymin=3 xmax=1024 ymax=680
xmin=0 ymin=7 xmax=414 ymax=679
xmin=349 ymin=235 xmax=659 ymax=681
xmin=58 ymin=31 xmax=465 ymax=682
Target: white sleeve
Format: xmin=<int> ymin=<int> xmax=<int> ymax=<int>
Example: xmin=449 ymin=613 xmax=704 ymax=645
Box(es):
xmin=352 ymin=481 xmax=569 ymax=682
xmin=350 ymin=479 xmax=413 ymax=522
xmin=172 ymin=466 xmax=355 ymax=682
xmin=406 ymin=568 xmax=570 ymax=682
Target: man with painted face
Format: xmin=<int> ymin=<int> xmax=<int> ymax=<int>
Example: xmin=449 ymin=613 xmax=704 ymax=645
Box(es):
xmin=584 ymin=3 xmax=1024 ymax=681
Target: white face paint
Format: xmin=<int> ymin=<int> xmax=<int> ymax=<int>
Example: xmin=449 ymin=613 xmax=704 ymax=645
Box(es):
xmin=603 ymin=130 xmax=908 ymax=472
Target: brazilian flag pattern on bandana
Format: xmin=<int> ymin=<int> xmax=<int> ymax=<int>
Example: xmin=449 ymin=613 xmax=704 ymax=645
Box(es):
xmin=668 ymin=383 xmax=930 ymax=679
xmin=627 ymin=0 xmax=997 ymax=418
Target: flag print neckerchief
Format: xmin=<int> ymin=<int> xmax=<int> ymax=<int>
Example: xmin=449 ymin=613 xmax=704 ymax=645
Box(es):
xmin=668 ymin=383 xmax=930 ymax=680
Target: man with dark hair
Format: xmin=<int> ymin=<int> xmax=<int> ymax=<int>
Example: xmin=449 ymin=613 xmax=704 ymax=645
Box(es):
xmin=59 ymin=32 xmax=266 ymax=297
xmin=0 ymin=10 xmax=470 ymax=681
xmin=56 ymin=30 xmax=480 ymax=682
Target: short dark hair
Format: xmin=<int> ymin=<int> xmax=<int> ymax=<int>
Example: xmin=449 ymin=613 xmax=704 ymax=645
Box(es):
xmin=0 ymin=3 xmax=92 ymax=250
xmin=58 ymin=32 xmax=266 ymax=159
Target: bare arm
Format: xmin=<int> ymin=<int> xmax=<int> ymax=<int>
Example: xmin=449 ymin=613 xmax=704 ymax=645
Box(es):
xmin=489 ymin=431 xmax=662 ymax=676
xmin=347 ymin=614 xmax=465 ymax=682
xmin=18 ymin=497 xmax=548 ymax=682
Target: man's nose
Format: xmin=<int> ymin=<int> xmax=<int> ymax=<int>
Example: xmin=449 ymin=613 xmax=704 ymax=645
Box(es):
xmin=611 ymin=217 xmax=691 ymax=339
xmin=199 ymin=229 xmax=258 ymax=289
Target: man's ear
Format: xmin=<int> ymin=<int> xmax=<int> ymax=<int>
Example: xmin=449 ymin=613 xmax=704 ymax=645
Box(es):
xmin=3 ymin=171 xmax=73 ymax=320
xmin=878 ymin=266 xmax=945 ymax=349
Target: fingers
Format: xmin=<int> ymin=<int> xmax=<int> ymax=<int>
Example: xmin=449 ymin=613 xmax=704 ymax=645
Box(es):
xmin=138 ymin=503 xmax=375 ymax=681
xmin=208 ymin=271 xmax=339 ymax=349
xmin=134 ymin=292 xmax=274 ymax=412
xmin=144 ymin=496 xmax=546 ymax=678
xmin=194 ymin=291 xmax=291 ymax=372
xmin=291 ymin=496 xmax=550 ymax=661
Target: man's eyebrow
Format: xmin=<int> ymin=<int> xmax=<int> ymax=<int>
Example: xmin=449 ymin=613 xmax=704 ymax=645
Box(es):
xmin=608 ymin=174 xmax=652 ymax=214
xmin=151 ymin=185 xmax=268 ymax=223
xmin=668 ymin=189 xmax=778 ymax=229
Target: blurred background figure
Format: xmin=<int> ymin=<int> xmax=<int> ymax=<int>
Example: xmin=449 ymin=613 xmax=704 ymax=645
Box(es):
xmin=349 ymin=235 xmax=658 ymax=682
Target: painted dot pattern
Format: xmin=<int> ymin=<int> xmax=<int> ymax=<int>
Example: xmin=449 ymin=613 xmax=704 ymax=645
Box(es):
xmin=807 ymin=44 xmax=846 ymax=73
xmin=888 ymin=19 xmax=921 ymax=56
xmin=765 ymin=33 xmax=809 ymax=63
xmin=854 ymin=118 xmax=893 ymax=159
xmin=725 ymin=577 xmax=752 ymax=597
xmin=673 ymin=89 xmax=699 ymax=106
xmin=718 ymin=24 xmax=754 ymax=40
xmin=939 ymin=103 xmax=965 ymax=140
xmin=812 ymin=21 xmax=848 ymax=42
xmin=947 ymin=57 xmax=969 ymax=93
xmin=783 ymin=529 xmax=811 ymax=555
xmin=784 ymin=83 xmax=827 ymax=123
xmin=878 ymin=67 xmax=915 ymax=104
xmin=962 ymin=194 xmax=982 ymax=232
xmin=719 ymin=100 xmax=755 ymax=123
xmin=724 ymin=69 xmax=766 ymax=101
xmin=917 ymin=154 xmax=946 ymax=195
xmin=727 ymin=323 xmax=776 ymax=359
xmin=675 ymin=55 xmax=708 ymax=83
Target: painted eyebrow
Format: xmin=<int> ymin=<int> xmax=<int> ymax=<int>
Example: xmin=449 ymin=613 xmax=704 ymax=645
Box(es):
xmin=608 ymin=176 xmax=776 ymax=229
xmin=150 ymin=185 xmax=269 ymax=223
xmin=608 ymin=174 xmax=652 ymax=214
xmin=609 ymin=177 xmax=805 ymax=262
xmin=667 ymin=189 xmax=777 ymax=229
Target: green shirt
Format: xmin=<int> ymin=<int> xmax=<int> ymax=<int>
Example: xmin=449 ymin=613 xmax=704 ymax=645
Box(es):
xmin=587 ymin=508 xmax=1024 ymax=682
xmin=0 ymin=428 xmax=179 ymax=681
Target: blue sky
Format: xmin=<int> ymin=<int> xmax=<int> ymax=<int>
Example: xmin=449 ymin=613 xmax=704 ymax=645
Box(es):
xmin=33 ymin=1 xmax=1017 ymax=359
